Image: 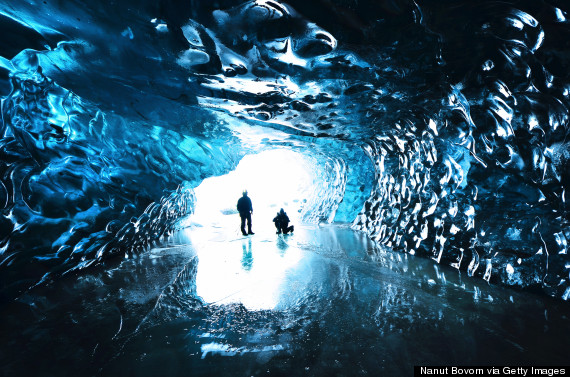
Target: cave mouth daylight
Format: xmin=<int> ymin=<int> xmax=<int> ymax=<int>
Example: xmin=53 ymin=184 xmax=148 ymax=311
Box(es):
xmin=190 ymin=149 xmax=318 ymax=232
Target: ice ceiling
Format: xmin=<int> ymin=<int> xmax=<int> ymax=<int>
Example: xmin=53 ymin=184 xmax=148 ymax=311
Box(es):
xmin=0 ymin=0 xmax=569 ymax=300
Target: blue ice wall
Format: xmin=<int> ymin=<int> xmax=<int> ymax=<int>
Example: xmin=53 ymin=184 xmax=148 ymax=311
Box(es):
xmin=0 ymin=0 xmax=569 ymax=299
xmin=0 ymin=57 xmax=239 ymax=298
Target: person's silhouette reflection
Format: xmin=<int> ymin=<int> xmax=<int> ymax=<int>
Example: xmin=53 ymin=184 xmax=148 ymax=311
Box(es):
xmin=241 ymin=238 xmax=253 ymax=271
xmin=276 ymin=236 xmax=289 ymax=256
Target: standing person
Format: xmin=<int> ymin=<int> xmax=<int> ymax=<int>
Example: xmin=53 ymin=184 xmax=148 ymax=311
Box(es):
xmin=273 ymin=208 xmax=294 ymax=235
xmin=237 ymin=190 xmax=254 ymax=236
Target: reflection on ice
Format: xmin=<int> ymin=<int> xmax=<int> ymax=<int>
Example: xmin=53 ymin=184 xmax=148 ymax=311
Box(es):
xmin=193 ymin=232 xmax=303 ymax=310
xmin=3 ymin=223 xmax=570 ymax=377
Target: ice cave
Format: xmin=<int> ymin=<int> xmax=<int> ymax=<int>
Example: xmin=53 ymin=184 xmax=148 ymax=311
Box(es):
xmin=1 ymin=0 xmax=569 ymax=375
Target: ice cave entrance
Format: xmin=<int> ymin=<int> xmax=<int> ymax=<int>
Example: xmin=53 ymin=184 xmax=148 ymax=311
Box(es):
xmin=191 ymin=149 xmax=316 ymax=234
xmin=187 ymin=149 xmax=319 ymax=310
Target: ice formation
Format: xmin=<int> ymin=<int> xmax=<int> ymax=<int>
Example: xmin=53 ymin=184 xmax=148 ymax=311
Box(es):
xmin=0 ymin=0 xmax=568 ymax=300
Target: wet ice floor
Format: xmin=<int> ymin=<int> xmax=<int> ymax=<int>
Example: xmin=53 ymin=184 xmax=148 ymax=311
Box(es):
xmin=2 ymin=224 xmax=570 ymax=376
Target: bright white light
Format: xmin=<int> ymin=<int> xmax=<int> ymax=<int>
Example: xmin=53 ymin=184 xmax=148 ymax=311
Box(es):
xmin=192 ymin=231 xmax=303 ymax=310
xmin=192 ymin=149 xmax=314 ymax=233
xmin=188 ymin=150 xmax=317 ymax=310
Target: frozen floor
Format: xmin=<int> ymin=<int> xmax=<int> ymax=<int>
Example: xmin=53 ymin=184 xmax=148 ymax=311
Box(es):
xmin=2 ymin=223 xmax=570 ymax=376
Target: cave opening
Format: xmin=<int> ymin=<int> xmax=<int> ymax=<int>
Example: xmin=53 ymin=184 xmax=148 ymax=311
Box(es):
xmin=188 ymin=144 xmax=373 ymax=233
xmin=184 ymin=148 xmax=340 ymax=310
xmin=180 ymin=147 xmax=373 ymax=310
xmin=191 ymin=148 xmax=317 ymax=234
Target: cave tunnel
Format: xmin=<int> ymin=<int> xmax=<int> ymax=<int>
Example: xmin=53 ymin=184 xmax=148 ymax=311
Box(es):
xmin=1 ymin=0 xmax=570 ymax=375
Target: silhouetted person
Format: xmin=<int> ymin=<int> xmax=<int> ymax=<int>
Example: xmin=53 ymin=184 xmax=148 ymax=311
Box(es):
xmin=237 ymin=190 xmax=254 ymax=236
xmin=273 ymin=208 xmax=294 ymax=235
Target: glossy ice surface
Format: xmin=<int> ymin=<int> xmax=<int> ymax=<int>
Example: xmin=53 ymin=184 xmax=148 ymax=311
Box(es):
xmin=3 ymin=223 xmax=569 ymax=376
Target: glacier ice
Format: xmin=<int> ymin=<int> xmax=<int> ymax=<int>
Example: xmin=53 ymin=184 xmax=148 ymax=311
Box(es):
xmin=0 ymin=0 xmax=569 ymax=303
xmin=3 ymin=223 xmax=570 ymax=376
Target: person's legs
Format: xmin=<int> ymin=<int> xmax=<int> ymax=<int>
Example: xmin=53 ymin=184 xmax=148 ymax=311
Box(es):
xmin=240 ymin=214 xmax=247 ymax=236
xmin=287 ymin=225 xmax=294 ymax=233
xmin=275 ymin=221 xmax=281 ymax=234
xmin=246 ymin=213 xmax=254 ymax=235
